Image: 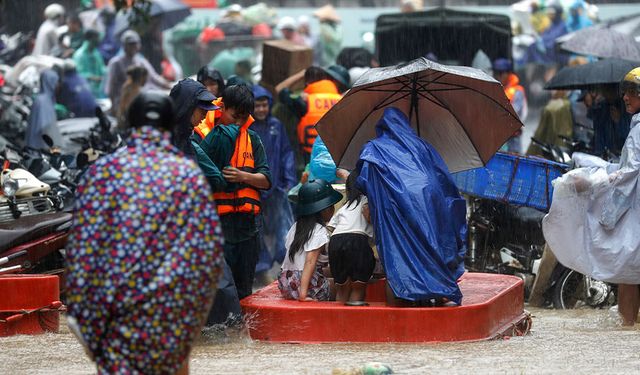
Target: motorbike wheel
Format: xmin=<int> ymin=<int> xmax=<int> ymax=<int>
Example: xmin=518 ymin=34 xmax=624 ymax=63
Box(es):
xmin=552 ymin=269 xmax=614 ymax=309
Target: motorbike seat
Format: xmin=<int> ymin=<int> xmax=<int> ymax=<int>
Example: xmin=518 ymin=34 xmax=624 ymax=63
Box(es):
xmin=0 ymin=212 xmax=72 ymax=253
xmin=512 ymin=206 xmax=546 ymax=226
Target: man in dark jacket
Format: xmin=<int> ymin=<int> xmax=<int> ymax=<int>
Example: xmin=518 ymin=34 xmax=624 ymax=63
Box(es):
xmin=252 ymin=85 xmax=296 ymax=275
xmin=170 ymin=78 xmax=243 ymax=326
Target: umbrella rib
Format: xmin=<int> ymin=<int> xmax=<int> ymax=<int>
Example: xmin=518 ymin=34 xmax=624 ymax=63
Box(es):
xmin=437 ymin=82 xmax=521 ymax=121
xmin=423 ymin=92 xmax=487 ymax=164
xmin=335 ymin=91 xmax=413 ymax=168
xmin=374 ymin=92 xmax=413 ymax=111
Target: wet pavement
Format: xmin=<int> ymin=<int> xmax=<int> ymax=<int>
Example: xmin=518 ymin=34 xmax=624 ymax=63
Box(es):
xmin=1 ymin=307 xmax=639 ymax=374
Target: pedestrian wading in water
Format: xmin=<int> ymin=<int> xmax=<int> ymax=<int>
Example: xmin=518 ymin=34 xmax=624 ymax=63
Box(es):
xmin=279 ymin=179 xmax=342 ymax=301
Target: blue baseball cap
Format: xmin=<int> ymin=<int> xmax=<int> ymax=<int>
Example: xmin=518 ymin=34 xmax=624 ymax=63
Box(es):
xmin=196 ymin=89 xmax=219 ymax=111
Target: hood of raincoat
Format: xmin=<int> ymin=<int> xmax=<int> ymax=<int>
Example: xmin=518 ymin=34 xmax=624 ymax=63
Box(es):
xmin=356 ymin=107 xmax=467 ymax=304
xmin=25 ymin=69 xmax=60 ymax=149
xmin=252 ymin=84 xmax=273 ymax=110
xmin=170 ymin=78 xmax=212 ymax=155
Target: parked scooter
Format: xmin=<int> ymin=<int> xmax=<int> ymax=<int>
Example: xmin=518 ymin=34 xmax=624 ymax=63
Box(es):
xmin=0 ymin=153 xmax=71 ymax=277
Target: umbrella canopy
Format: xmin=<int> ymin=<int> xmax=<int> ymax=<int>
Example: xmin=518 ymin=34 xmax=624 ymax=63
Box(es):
xmin=544 ymin=58 xmax=640 ymax=90
xmin=115 ymin=0 xmax=191 ymax=35
xmin=559 ymin=26 xmax=640 ymax=61
xmin=315 ymin=57 xmax=523 ymax=173
xmin=556 ymin=12 xmax=640 ymax=45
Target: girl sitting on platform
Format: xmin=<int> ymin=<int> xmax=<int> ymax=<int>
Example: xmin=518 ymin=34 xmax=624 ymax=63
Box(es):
xmin=278 ymin=179 xmax=342 ymax=301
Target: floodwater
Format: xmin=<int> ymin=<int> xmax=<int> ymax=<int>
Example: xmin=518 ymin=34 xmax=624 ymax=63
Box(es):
xmin=1 ymin=307 xmax=639 ymax=374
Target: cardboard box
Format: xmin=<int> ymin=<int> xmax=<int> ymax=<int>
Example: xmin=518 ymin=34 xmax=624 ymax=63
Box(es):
xmin=261 ymin=40 xmax=313 ymax=88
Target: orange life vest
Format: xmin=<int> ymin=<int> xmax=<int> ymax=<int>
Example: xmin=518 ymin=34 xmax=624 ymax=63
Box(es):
xmin=297 ymin=80 xmax=341 ymax=154
xmin=193 ymin=97 xmax=255 ymax=141
xmin=211 ymin=118 xmax=261 ymax=216
xmin=193 ymin=97 xmax=224 ymax=141
xmin=503 ymin=73 xmax=526 ymax=103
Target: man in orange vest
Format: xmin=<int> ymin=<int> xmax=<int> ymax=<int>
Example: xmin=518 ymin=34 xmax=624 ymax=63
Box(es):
xmin=193 ymin=85 xmax=271 ymax=299
xmin=493 ymin=58 xmax=528 ymax=153
xmin=276 ymin=66 xmax=344 ymax=162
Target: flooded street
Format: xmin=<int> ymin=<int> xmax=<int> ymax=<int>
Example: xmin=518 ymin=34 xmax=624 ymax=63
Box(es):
xmin=1 ymin=307 xmax=639 ymax=374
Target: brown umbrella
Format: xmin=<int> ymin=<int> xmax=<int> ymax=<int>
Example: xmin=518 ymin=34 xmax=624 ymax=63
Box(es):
xmin=315 ymin=57 xmax=523 ymax=173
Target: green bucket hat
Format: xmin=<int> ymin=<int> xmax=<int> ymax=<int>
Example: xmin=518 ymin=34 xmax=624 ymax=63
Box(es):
xmin=324 ymin=64 xmax=350 ymax=89
xmin=296 ymin=179 xmax=343 ymax=217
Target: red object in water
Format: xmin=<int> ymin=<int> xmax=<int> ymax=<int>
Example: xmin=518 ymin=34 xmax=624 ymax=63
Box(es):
xmin=241 ymin=273 xmax=530 ymax=343
xmin=0 ymin=274 xmax=61 ymax=337
xmin=0 ymin=72 xmax=4 ymax=87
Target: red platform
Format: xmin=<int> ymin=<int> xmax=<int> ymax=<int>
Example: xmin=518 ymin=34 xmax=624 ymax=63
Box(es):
xmin=0 ymin=275 xmax=62 ymax=337
xmin=240 ymin=273 xmax=530 ymax=343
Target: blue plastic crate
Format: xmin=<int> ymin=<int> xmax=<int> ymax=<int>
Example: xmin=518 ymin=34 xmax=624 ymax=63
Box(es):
xmin=452 ymin=152 xmax=567 ymax=212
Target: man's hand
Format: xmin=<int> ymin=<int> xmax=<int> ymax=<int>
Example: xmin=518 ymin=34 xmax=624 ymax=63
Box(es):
xmin=222 ymin=167 xmax=246 ymax=183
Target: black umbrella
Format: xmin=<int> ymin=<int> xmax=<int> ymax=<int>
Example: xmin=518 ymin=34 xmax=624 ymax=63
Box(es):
xmin=544 ymin=58 xmax=640 ymax=90
xmin=114 ymin=0 xmax=191 ymax=35
xmin=559 ymin=26 xmax=640 ymax=61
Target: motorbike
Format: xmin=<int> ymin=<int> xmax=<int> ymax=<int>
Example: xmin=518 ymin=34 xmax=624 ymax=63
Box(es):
xmin=465 ymin=196 xmax=546 ymax=299
xmin=0 ymin=153 xmax=72 ymax=277
xmin=463 ymin=138 xmax=617 ymax=309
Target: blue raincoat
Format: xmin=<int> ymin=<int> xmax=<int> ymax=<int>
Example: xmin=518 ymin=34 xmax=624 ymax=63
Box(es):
xmin=356 ymin=107 xmax=467 ymax=304
xmin=25 ymin=70 xmax=63 ymax=150
xmin=525 ymin=8 xmax=569 ymax=66
xmin=59 ymin=70 xmax=98 ymax=118
xmin=252 ymin=85 xmax=296 ymax=269
xmin=567 ymin=1 xmax=593 ymax=33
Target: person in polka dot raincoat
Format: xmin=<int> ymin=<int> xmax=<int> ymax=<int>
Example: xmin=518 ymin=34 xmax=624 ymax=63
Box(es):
xmin=65 ymin=92 xmax=224 ymax=374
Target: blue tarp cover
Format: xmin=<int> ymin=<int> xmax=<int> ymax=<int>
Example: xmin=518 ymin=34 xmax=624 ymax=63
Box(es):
xmin=356 ymin=107 xmax=467 ymax=304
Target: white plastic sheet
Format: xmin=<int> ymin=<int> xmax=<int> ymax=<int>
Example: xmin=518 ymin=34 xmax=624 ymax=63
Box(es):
xmin=543 ymin=114 xmax=640 ymax=284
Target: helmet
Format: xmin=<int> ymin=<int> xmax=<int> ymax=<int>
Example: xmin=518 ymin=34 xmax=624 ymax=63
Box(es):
xmin=252 ymin=23 xmax=272 ymax=38
xmin=277 ymin=16 xmax=297 ymax=31
xmin=199 ymin=27 xmax=225 ymax=44
xmin=620 ymin=67 xmax=640 ymax=96
xmin=128 ymin=92 xmax=175 ymax=131
xmin=44 ymin=3 xmax=65 ymax=20
xmin=295 ymin=179 xmax=343 ymax=217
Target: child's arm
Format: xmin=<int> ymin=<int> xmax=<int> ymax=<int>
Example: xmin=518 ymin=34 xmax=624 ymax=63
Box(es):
xmin=222 ymin=167 xmax=270 ymax=189
xmin=298 ymin=247 xmax=322 ymax=302
xmin=222 ymin=134 xmax=272 ymax=189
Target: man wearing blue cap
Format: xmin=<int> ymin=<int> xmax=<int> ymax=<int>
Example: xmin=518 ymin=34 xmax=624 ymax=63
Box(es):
xmin=170 ymin=78 xmax=220 ymax=156
xmin=493 ymin=58 xmax=528 ymax=153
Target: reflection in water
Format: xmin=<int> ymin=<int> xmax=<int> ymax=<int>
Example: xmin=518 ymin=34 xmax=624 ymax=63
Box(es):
xmin=1 ymin=308 xmax=639 ymax=374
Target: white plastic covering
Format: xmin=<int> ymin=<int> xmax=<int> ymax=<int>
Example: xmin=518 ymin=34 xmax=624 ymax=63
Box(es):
xmin=543 ymin=113 xmax=640 ymax=284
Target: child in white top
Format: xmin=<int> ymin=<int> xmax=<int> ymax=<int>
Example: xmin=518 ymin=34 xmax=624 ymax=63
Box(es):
xmin=278 ymin=179 xmax=343 ymax=301
xmin=327 ymin=171 xmax=376 ymax=305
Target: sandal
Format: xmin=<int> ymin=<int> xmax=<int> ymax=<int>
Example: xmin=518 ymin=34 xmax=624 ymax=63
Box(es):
xmin=345 ymin=301 xmax=369 ymax=306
